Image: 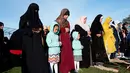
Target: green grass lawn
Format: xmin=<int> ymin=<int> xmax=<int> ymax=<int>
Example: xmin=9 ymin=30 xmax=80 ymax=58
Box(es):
xmin=2 ymin=66 xmax=130 ymax=73
xmin=2 ymin=67 xmax=21 ymax=73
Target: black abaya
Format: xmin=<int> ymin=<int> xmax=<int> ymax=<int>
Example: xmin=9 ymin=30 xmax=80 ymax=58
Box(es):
xmin=17 ymin=3 xmax=49 ymax=73
xmin=22 ymin=30 xmax=48 ymax=73
xmin=90 ymin=14 xmax=108 ymax=63
xmin=74 ymin=24 xmax=90 ymax=68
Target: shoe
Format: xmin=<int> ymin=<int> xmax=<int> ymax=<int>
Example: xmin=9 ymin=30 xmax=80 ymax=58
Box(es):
xmin=74 ymin=70 xmax=78 ymax=73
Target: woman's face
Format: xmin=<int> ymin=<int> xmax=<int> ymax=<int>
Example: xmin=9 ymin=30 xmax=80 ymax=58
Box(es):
xmin=125 ymin=24 xmax=129 ymax=28
xmin=53 ymin=26 xmax=59 ymax=33
xmin=77 ymin=33 xmax=80 ymax=40
xmin=63 ymin=15 xmax=69 ymax=19
xmin=100 ymin=17 xmax=103 ymax=23
xmin=0 ymin=26 xmax=4 ymax=29
xmin=83 ymin=17 xmax=87 ymax=24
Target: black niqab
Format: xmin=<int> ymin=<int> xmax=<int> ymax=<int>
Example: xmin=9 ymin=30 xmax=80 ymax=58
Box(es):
xmin=19 ymin=3 xmax=42 ymax=29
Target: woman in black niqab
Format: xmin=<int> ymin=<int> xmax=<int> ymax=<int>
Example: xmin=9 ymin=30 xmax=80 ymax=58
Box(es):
xmin=90 ymin=14 xmax=108 ymax=64
xmin=21 ymin=3 xmax=49 ymax=73
xmin=9 ymin=3 xmax=48 ymax=73
xmin=19 ymin=3 xmax=42 ymax=29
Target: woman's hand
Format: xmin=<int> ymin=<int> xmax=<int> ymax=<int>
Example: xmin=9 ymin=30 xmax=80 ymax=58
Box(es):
xmin=81 ymin=45 xmax=84 ymax=49
xmin=65 ymin=28 xmax=69 ymax=32
xmin=59 ymin=42 xmax=62 ymax=46
xmin=87 ymin=31 xmax=91 ymax=36
xmin=96 ymin=34 xmax=101 ymax=37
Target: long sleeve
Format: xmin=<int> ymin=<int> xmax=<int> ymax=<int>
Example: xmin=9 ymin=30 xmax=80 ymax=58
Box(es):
xmin=91 ymin=24 xmax=103 ymax=36
xmin=46 ymin=33 xmax=60 ymax=47
xmin=9 ymin=30 xmax=23 ymax=55
xmin=75 ymin=25 xmax=88 ymax=37
xmin=72 ymin=40 xmax=82 ymax=50
xmin=67 ymin=22 xmax=70 ymax=29
xmin=60 ymin=27 xmax=66 ymax=33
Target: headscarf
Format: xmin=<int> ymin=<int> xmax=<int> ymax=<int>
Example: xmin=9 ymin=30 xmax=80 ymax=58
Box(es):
xmin=76 ymin=16 xmax=90 ymax=31
xmin=111 ymin=20 xmax=120 ymax=28
xmin=0 ymin=22 xmax=4 ymax=26
xmin=117 ymin=22 xmax=123 ymax=32
xmin=122 ymin=22 xmax=128 ymax=35
xmin=90 ymin=14 xmax=104 ymax=34
xmin=49 ymin=24 xmax=60 ymax=35
xmin=56 ymin=8 xmax=70 ymax=27
xmin=72 ymin=31 xmax=79 ymax=40
xmin=19 ymin=3 xmax=43 ymax=29
xmin=103 ymin=16 xmax=112 ymax=31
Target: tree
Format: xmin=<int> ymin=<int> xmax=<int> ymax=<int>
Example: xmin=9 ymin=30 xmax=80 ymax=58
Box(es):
xmin=123 ymin=15 xmax=130 ymax=24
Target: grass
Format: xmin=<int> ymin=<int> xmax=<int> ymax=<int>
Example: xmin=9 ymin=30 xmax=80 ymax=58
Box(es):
xmin=79 ymin=68 xmax=114 ymax=73
xmin=2 ymin=66 xmax=130 ymax=73
xmin=2 ymin=67 xmax=21 ymax=73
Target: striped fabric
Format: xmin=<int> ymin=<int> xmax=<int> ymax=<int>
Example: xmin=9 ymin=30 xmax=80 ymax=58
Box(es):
xmin=48 ymin=54 xmax=60 ymax=63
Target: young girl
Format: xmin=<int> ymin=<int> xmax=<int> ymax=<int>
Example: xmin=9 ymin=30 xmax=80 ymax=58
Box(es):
xmin=72 ymin=31 xmax=83 ymax=72
xmin=46 ymin=24 xmax=62 ymax=73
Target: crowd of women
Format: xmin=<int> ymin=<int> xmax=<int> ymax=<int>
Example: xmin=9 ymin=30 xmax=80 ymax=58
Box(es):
xmin=0 ymin=3 xmax=130 ymax=73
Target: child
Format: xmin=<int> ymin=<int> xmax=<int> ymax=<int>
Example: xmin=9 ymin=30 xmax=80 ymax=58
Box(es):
xmin=46 ymin=24 xmax=62 ymax=73
xmin=72 ymin=31 xmax=83 ymax=72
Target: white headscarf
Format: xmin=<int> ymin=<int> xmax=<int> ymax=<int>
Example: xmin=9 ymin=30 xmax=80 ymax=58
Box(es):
xmin=110 ymin=20 xmax=120 ymax=28
xmin=76 ymin=16 xmax=90 ymax=31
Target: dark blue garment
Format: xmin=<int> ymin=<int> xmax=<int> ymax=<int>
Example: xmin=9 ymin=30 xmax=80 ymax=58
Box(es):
xmin=127 ymin=32 xmax=130 ymax=40
xmin=110 ymin=25 xmax=120 ymax=59
xmin=125 ymin=32 xmax=130 ymax=57
xmin=111 ymin=25 xmax=120 ymax=50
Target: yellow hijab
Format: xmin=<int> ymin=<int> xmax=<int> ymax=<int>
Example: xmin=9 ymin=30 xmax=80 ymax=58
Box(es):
xmin=102 ymin=17 xmax=116 ymax=54
xmin=103 ymin=17 xmax=112 ymax=32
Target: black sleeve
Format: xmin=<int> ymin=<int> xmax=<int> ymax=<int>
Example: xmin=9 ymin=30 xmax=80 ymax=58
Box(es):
xmin=19 ymin=16 xmax=28 ymax=29
xmin=9 ymin=30 xmax=23 ymax=50
xmin=75 ymin=24 xmax=88 ymax=37
xmin=119 ymin=32 xmax=123 ymax=41
xmin=70 ymin=29 xmax=75 ymax=41
xmin=90 ymin=24 xmax=103 ymax=36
